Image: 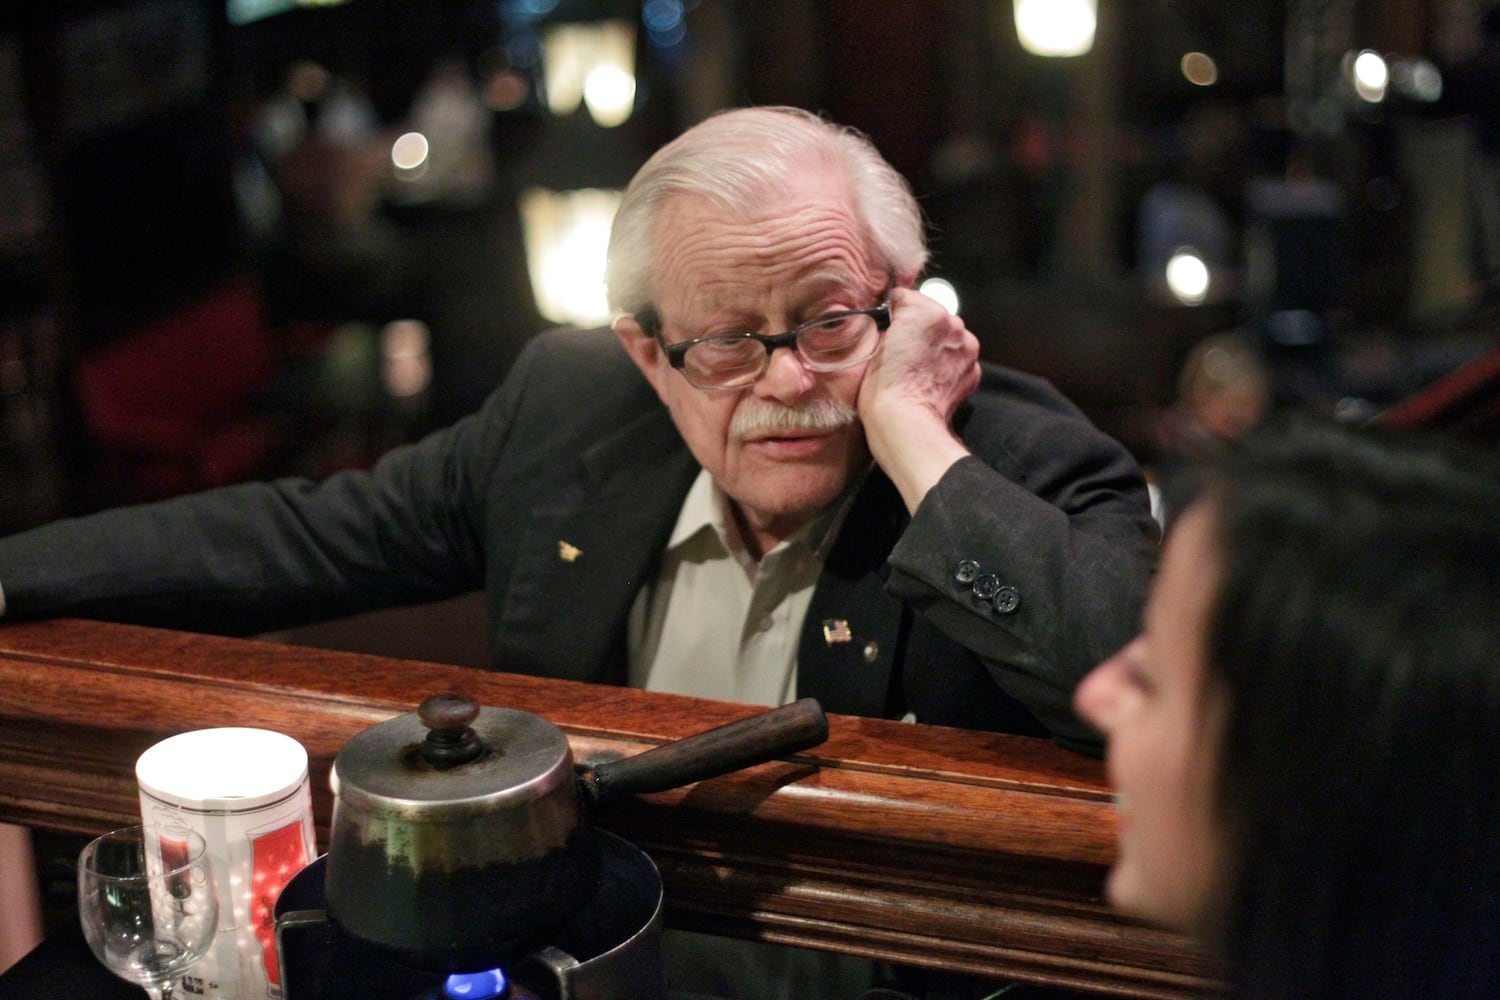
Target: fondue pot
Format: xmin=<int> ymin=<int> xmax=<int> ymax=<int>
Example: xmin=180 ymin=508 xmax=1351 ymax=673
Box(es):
xmin=275 ymin=831 xmax=668 ymax=1000
xmin=321 ymin=692 xmax=827 ymax=971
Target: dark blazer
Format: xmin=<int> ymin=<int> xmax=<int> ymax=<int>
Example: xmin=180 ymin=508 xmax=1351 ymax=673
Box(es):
xmin=0 ymin=328 xmax=1157 ymax=752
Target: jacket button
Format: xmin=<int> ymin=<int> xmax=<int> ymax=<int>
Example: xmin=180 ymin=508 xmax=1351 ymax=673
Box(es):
xmin=863 ymin=641 xmax=880 ymax=662
xmin=954 ymin=559 xmax=980 ymax=584
xmin=972 ymin=574 xmax=1001 ymax=600
xmin=993 ymin=586 xmax=1021 ymax=614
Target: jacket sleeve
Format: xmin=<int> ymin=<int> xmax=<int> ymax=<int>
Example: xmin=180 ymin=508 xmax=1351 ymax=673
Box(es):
xmin=0 ymin=336 xmax=547 ymax=636
xmin=882 ymin=368 xmax=1159 ymax=752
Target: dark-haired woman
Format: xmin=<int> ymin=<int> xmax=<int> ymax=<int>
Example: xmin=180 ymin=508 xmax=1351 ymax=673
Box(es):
xmin=1075 ymin=419 xmax=1500 ymax=999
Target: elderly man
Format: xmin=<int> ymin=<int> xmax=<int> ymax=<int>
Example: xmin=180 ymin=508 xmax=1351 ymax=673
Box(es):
xmin=0 ymin=106 xmax=1155 ymax=753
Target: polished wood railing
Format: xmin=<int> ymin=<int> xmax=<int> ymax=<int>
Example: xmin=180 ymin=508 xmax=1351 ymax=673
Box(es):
xmin=0 ymin=619 xmax=1211 ymax=997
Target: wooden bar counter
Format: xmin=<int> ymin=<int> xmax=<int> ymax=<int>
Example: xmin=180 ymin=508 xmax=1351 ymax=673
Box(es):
xmin=0 ymin=619 xmax=1210 ymax=997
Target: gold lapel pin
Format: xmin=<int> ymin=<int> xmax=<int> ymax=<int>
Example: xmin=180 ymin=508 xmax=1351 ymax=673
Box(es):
xmin=558 ymin=541 xmax=582 ymax=562
xmin=823 ymin=619 xmax=853 ymax=645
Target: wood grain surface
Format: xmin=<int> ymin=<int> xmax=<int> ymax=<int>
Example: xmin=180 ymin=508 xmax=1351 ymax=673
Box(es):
xmin=0 ymin=619 xmax=1212 ymax=997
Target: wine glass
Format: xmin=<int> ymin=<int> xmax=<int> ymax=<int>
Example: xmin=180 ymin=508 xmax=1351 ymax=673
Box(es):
xmin=77 ymin=824 xmax=219 ymax=1000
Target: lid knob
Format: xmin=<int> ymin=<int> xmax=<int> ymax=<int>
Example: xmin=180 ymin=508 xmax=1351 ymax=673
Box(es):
xmin=417 ymin=692 xmax=488 ymax=769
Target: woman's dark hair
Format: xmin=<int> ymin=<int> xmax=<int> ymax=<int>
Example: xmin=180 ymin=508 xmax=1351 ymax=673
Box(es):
xmin=1195 ymin=417 xmax=1500 ymax=999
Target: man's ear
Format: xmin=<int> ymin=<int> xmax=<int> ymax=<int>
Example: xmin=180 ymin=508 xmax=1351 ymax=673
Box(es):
xmin=613 ymin=315 xmax=670 ymax=405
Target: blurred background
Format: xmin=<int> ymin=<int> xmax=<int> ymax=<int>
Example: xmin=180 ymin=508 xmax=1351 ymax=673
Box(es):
xmin=0 ymin=0 xmax=1497 ymax=532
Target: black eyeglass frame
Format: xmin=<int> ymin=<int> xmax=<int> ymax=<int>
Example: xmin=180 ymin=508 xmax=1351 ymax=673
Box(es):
xmin=635 ymin=295 xmax=893 ymax=390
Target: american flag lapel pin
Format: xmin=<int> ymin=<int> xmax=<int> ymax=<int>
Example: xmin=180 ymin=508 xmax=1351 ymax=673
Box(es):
xmin=558 ymin=540 xmax=582 ymax=562
xmin=822 ymin=619 xmax=853 ymax=645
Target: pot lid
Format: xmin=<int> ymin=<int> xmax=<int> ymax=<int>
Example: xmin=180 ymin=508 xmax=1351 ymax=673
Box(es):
xmin=331 ymin=694 xmax=575 ymax=820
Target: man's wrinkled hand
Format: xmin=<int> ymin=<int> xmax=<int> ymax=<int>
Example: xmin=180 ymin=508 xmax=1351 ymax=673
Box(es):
xmin=857 ymin=287 xmax=982 ymax=514
xmin=859 ymin=286 xmax=981 ymax=429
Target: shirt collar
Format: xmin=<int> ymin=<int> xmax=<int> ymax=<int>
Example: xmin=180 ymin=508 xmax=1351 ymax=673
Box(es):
xmin=665 ymin=465 xmax=870 ymax=563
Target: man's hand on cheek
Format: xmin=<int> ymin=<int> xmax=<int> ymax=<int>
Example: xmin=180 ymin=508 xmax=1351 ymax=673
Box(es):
xmin=859 ymin=287 xmax=981 ymax=423
xmin=857 ymin=287 xmax=982 ymax=514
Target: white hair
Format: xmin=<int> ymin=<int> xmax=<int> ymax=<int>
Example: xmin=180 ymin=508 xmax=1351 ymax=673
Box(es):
xmin=605 ymin=106 xmax=928 ymax=317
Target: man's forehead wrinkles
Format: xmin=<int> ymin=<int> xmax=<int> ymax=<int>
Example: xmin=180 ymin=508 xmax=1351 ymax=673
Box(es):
xmin=649 ymin=184 xmax=883 ymax=337
xmin=656 ymin=189 xmax=864 ymax=251
xmin=665 ymin=257 xmax=869 ymax=323
xmin=659 ymin=229 xmax=874 ymax=285
xmin=661 ymin=219 xmax=859 ymax=261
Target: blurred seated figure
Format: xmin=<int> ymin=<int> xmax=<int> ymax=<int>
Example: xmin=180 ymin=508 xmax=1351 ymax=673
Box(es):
xmin=1076 ymin=418 xmax=1500 ymax=999
xmin=1155 ymin=331 xmax=1270 ymax=476
xmin=247 ymin=66 xmax=408 ymax=324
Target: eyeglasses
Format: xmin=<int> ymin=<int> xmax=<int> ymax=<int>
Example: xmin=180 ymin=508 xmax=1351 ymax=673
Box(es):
xmin=637 ymin=297 xmax=892 ymax=391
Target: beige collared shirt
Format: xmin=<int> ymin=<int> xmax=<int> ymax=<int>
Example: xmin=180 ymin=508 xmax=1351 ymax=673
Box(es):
xmin=626 ymin=468 xmax=854 ymax=706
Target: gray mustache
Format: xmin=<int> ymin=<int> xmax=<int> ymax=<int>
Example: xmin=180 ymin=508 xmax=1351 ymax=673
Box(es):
xmin=730 ymin=397 xmax=858 ymax=439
